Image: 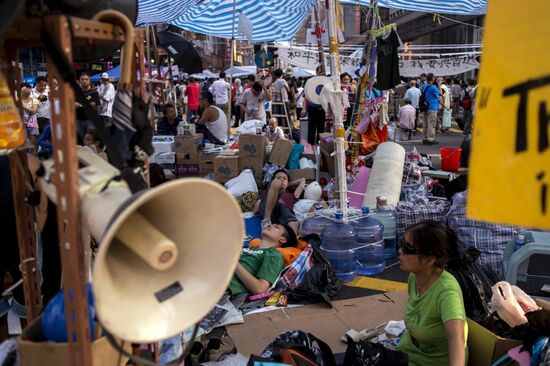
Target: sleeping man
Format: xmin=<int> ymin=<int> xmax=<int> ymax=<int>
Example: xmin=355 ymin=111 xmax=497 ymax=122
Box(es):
xmin=228 ymin=223 xmax=297 ymax=295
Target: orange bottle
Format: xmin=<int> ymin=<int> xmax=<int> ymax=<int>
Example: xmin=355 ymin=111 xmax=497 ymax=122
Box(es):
xmin=0 ymin=73 xmax=25 ymax=151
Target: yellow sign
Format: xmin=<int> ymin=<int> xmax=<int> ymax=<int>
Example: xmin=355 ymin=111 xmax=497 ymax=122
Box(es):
xmin=468 ymin=0 xmax=550 ymax=229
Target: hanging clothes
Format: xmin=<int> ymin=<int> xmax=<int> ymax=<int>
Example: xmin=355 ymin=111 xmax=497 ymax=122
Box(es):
xmin=376 ymin=29 xmax=401 ymax=90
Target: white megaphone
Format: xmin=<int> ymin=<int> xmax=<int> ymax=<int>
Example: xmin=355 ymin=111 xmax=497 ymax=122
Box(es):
xmin=40 ymin=147 xmax=244 ymax=343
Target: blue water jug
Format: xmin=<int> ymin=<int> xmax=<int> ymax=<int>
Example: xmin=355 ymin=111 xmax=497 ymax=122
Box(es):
xmin=321 ymin=211 xmax=358 ymax=282
xmin=371 ymin=205 xmax=397 ymax=259
xmin=353 ymin=207 xmax=385 ymax=276
xmin=300 ymin=207 xmax=333 ymax=237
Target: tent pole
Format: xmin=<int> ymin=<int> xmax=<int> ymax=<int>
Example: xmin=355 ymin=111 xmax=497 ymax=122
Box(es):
xmin=146 ymin=26 xmax=152 ymax=93
xmin=227 ymin=0 xmax=237 ymax=135
xmin=313 ymin=2 xmax=326 ymax=75
xmin=326 ymin=0 xmax=347 ymax=214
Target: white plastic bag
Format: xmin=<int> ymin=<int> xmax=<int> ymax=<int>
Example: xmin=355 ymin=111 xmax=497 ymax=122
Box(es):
xmin=488 ymin=281 xmax=529 ymax=327
xmin=236 ymin=119 xmax=265 ymax=135
xmin=299 ymin=157 xmax=315 ymax=169
xmin=387 ymin=123 xmax=396 ymax=141
xmin=225 ymin=169 xmax=258 ymax=198
xmin=293 ymin=199 xmax=317 ymax=222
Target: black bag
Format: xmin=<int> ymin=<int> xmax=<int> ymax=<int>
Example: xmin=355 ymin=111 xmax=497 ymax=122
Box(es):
xmin=259 ymin=330 xmax=337 ymax=366
xmin=343 ymin=336 xmax=408 ymax=366
xmin=446 ymin=247 xmax=500 ymax=322
xmin=286 ymin=234 xmax=342 ymax=305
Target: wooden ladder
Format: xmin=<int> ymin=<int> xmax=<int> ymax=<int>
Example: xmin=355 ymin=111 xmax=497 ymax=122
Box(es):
xmin=270 ymin=88 xmax=294 ymax=136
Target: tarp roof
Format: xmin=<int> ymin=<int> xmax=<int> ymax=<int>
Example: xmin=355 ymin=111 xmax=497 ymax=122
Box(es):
xmin=137 ymin=0 xmax=486 ymax=42
xmin=339 ymin=0 xmax=487 ymax=15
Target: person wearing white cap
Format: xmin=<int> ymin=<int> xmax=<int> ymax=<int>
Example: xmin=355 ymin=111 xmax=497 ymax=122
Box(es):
xmin=97 ymin=72 xmax=115 ymax=123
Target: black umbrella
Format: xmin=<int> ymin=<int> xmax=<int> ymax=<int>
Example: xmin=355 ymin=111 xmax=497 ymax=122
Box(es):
xmin=157 ymin=31 xmax=203 ymax=74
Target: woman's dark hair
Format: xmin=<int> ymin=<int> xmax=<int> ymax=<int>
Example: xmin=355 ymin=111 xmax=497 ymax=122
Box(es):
xmin=163 ymin=103 xmax=176 ymax=114
xmin=20 ymin=82 xmax=32 ymax=89
xmin=405 ymin=220 xmax=459 ymax=268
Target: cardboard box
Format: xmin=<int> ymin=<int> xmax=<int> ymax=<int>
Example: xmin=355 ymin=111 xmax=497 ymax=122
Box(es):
xmin=177 ymin=163 xmax=199 ymax=176
xmin=177 ymin=151 xmax=199 ymax=165
xmin=268 ymin=139 xmax=293 ymax=167
xmin=18 ymin=316 xmax=130 ymax=366
xmin=226 ymin=291 xmax=408 ymax=357
xmin=214 ymin=155 xmax=240 ymax=183
xmin=319 ymin=132 xmax=334 ymax=154
xmin=467 ymin=319 xmax=522 ymax=366
xmin=239 ymin=134 xmax=267 ymax=158
xmin=152 ymin=135 xmax=175 ymax=154
xmin=152 ymin=152 xmax=176 ymax=165
xmin=320 ymin=145 xmax=335 ymax=177
xmin=174 ymin=133 xmax=203 ymax=154
xmin=239 ymin=157 xmax=264 ymax=182
xmin=199 ymin=151 xmax=217 ymax=176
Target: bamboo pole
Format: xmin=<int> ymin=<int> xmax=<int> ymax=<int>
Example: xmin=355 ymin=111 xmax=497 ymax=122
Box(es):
xmin=326 ymin=0 xmax=348 ymax=214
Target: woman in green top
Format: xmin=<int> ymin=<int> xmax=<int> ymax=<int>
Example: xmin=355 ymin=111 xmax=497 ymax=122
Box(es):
xmin=397 ymin=220 xmax=467 ymax=366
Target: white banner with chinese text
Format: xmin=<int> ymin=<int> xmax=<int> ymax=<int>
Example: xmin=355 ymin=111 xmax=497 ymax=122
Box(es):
xmin=276 ymin=46 xmax=480 ymax=78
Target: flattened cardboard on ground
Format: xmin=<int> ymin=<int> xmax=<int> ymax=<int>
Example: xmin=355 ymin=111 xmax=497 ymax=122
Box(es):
xmin=227 ymin=291 xmax=408 ymax=357
xmin=466 ymin=319 xmax=522 ymax=366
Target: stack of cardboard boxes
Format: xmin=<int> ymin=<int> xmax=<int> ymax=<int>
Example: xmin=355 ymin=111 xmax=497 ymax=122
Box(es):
xmin=238 ymin=134 xmax=268 ymax=184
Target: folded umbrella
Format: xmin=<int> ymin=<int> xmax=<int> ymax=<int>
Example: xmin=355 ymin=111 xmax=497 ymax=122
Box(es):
xmin=157 ymin=31 xmax=203 ymax=74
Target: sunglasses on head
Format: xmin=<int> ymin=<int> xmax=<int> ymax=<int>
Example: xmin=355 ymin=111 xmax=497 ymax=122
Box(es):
xmin=399 ymin=239 xmax=422 ymax=255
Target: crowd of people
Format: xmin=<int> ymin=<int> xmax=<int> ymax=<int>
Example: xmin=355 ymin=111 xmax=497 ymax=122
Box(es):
xmin=398 ymin=73 xmax=476 ymax=144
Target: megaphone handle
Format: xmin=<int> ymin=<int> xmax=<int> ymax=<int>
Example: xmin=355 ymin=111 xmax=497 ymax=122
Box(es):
xmin=115 ymin=212 xmax=178 ymax=271
xmin=92 ymin=10 xmax=134 ymax=86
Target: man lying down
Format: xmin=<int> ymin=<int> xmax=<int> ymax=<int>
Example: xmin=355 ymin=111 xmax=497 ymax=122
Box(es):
xmin=228 ymin=223 xmax=297 ymax=295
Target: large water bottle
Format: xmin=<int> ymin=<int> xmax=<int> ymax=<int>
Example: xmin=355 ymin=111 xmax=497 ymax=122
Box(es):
xmin=300 ymin=207 xmax=333 ymax=237
xmin=353 ymin=207 xmax=385 ymax=276
xmin=371 ymin=197 xmax=398 ymax=259
xmin=321 ymin=211 xmax=358 ymax=282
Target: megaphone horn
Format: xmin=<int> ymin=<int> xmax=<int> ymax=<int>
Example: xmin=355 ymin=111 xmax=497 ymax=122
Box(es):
xmin=92 ymin=178 xmax=244 ymax=343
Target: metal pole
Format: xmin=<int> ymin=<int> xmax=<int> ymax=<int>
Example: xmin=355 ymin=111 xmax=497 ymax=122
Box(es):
xmin=326 ymin=0 xmax=347 ymax=213
xmin=228 ymin=0 xmax=237 ymax=134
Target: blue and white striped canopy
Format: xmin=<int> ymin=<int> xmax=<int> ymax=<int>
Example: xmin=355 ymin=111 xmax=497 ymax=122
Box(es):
xmin=137 ymin=0 xmax=487 ymax=42
xmin=339 ymin=0 xmax=487 ymax=15
xmin=137 ymin=0 xmax=317 ymax=42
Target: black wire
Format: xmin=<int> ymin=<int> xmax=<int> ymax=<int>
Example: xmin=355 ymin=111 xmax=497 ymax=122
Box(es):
xmin=103 ymin=322 xmax=201 ymax=366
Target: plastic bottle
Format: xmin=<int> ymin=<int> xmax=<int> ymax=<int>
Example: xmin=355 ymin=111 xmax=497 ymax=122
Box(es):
xmin=0 ymin=73 xmax=25 ymax=151
xmin=514 ymin=233 xmax=526 ymax=252
xmin=300 ymin=206 xmax=333 ymax=237
xmin=321 ymin=211 xmax=358 ymax=282
xmin=353 ymin=207 xmax=385 ymax=276
xmin=371 ymin=196 xmax=398 ymax=259
xmin=177 ymin=121 xmax=184 ymax=136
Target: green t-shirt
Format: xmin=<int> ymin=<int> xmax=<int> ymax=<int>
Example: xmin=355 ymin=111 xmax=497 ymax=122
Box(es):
xmin=228 ymin=247 xmax=284 ymax=295
xmin=397 ymin=270 xmax=468 ymax=366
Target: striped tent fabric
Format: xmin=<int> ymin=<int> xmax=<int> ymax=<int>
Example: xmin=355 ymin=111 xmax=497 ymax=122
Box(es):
xmin=136 ymin=0 xmax=486 ymax=41
xmin=137 ymin=0 xmax=318 ymax=41
xmin=339 ymin=0 xmax=487 ymax=15
xmin=137 ymin=0 xmax=197 ymax=25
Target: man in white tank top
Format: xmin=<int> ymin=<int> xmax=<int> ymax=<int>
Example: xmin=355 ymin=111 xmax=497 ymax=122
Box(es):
xmin=197 ymin=91 xmax=228 ymax=144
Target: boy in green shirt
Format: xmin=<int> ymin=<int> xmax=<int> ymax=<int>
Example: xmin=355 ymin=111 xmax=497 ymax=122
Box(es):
xmin=229 ymin=223 xmax=297 ymax=295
